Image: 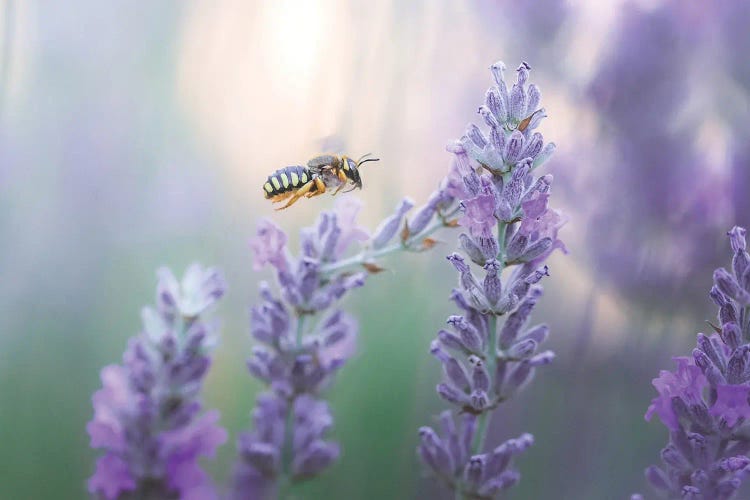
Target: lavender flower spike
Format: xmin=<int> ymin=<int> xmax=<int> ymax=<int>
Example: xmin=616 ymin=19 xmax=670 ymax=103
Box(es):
xmin=87 ymin=264 xmax=228 ymax=500
xmin=419 ymin=61 xmax=564 ymax=499
xmin=235 ymin=195 xmax=460 ymax=498
xmin=642 ymin=227 xmax=750 ymax=499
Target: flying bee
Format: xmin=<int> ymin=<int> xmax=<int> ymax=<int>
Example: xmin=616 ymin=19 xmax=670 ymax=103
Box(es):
xmin=262 ymin=153 xmax=379 ymax=210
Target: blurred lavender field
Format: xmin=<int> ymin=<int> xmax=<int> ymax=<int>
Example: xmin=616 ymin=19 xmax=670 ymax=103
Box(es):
xmin=1 ymin=0 xmax=748 ymax=498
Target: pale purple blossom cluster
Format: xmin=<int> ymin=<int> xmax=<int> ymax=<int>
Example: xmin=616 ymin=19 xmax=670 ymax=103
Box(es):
xmin=418 ymin=61 xmax=564 ymax=499
xmin=235 ymin=196 xmax=459 ymax=498
xmin=644 ymin=227 xmax=750 ymax=499
xmin=87 ymin=264 xmax=227 ymax=500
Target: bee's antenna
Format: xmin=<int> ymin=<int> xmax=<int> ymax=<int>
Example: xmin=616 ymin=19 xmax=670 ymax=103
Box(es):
xmin=356 ymin=154 xmax=380 ymax=168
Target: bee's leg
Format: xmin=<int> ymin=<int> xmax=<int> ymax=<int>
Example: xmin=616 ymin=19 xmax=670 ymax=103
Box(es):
xmin=330 ymin=169 xmax=349 ymax=196
xmin=276 ymin=181 xmax=316 ymax=210
xmin=305 ymin=177 xmax=327 ymax=198
xmin=269 ymin=191 xmax=294 ymax=204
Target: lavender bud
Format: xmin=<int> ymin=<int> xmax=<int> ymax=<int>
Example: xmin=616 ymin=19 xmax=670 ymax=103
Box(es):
xmin=722 ymin=322 xmax=742 ymax=350
xmin=437 ymin=383 xmax=469 ymax=406
xmin=519 ymin=238 xmax=553 ymax=263
xmin=719 ymin=302 xmax=738 ymax=326
xmin=490 ymin=127 xmax=506 ymax=152
xmin=715 ymin=268 xmax=750 ymax=304
xmin=469 ymin=357 xmax=491 ymax=393
xmin=448 ymin=315 xmax=484 ymax=353
xmin=418 ymin=428 xmax=454 ymax=476
xmin=503 ymin=131 xmax=525 ymax=165
xmin=499 ymin=294 xmax=539 ymax=347
xmin=464 ymin=455 xmax=486 ymax=488
xmin=533 ymin=141 xmax=555 ymax=168
xmin=505 ymin=361 xmax=534 ymax=395
xmin=521 ymin=132 xmax=544 ymax=160
xmin=506 ymin=233 xmax=528 ymax=262
xmin=509 ymin=83 xmax=527 ymax=122
xmin=483 ymin=260 xmax=502 ymax=307
xmin=526 ymin=84 xmax=541 ymax=115
xmin=479 ymin=470 xmax=520 ymax=496
xmin=490 ymin=62 xmax=509 ymax=98
xmin=470 ymin=389 xmax=489 ymax=411
xmin=727 ymin=346 xmax=749 ymax=384
xmin=710 ymin=285 xmax=728 ymax=307
xmin=502 ymin=158 xmax=530 ymax=208
xmin=660 ymin=445 xmax=690 ymax=470
xmin=242 ymin=442 xmax=280 ymax=476
xmin=528 ymin=351 xmax=555 ymax=366
xmin=371 ymin=198 xmax=414 ymax=249
xmin=292 ymin=441 xmax=340 ymax=479
xmin=645 ymin=466 xmax=670 ymax=491
xmin=693 ymin=349 xmax=726 ymax=387
xmin=508 ymin=339 xmax=538 ymax=359
xmin=460 ymin=233 xmax=488 ymax=266
xmin=521 ymin=324 xmax=549 ymax=344
xmin=732 ymin=247 xmax=750 ymax=284
xmin=438 ymin=329 xmax=472 ymax=356
xmin=444 ymin=357 xmax=471 ymax=392
xmin=696 ymin=333 xmax=724 ymax=371
xmin=521 ymin=175 xmax=552 ymax=203
xmin=410 ymin=192 xmax=442 ymax=235
xmin=728 ymin=226 xmax=747 ymax=252
xmin=486 ymin=87 xmax=508 ymax=124
xmin=466 ymin=123 xmax=488 ymax=149
xmin=479 ymin=105 xmax=501 ymax=130
xmin=476 ymin=235 xmax=500 ymax=262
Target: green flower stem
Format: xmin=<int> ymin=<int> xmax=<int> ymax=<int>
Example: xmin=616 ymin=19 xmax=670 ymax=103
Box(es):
xmin=320 ymin=206 xmax=461 ymax=277
xmin=279 ymin=314 xmax=310 ymax=499
xmin=456 ymin=220 xmax=508 ymax=499
xmin=496 ymin=220 xmax=508 ymax=264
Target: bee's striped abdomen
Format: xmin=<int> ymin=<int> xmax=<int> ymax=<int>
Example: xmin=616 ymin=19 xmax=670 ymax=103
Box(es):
xmin=263 ymin=166 xmax=315 ymax=199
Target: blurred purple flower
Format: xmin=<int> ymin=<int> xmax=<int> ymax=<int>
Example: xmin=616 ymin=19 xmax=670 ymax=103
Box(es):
xmin=419 ymin=61 xmax=562 ymax=499
xmin=87 ymin=264 xmax=227 ymax=500
xmin=250 ymin=219 xmax=290 ymax=272
xmin=583 ymin=1 xmax=750 ymax=311
xmin=418 ymin=411 xmax=532 ymax=496
xmin=233 ymin=393 xmax=339 ymax=498
xmin=643 ymin=227 xmax=750 ymax=499
xmin=235 ymin=194 xmax=460 ymax=498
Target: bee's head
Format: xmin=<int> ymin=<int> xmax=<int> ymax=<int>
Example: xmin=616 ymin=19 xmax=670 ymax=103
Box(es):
xmin=345 ymin=154 xmax=379 ymax=190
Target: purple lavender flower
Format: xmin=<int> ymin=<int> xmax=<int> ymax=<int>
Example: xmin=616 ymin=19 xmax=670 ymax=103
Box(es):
xmin=643 ymin=227 xmax=750 ymax=499
xmin=235 ymin=196 xmax=460 ymax=498
xmin=584 ymin=1 xmax=750 ymax=309
xmin=87 ymin=264 xmax=227 ymax=500
xmin=418 ymin=411 xmax=532 ymax=496
xmin=419 ymin=61 xmax=563 ymax=499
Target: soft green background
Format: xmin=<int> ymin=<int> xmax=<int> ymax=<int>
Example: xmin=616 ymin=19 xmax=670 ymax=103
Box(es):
xmin=1 ymin=1 xmax=747 ymax=499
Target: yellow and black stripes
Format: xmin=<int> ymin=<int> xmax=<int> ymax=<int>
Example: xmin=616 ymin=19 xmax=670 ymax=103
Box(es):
xmin=263 ymin=153 xmax=377 ymax=210
xmin=263 ymin=166 xmax=316 ymax=199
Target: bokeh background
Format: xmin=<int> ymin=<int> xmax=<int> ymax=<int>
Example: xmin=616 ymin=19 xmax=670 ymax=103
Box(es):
xmin=1 ymin=0 xmax=749 ymax=498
